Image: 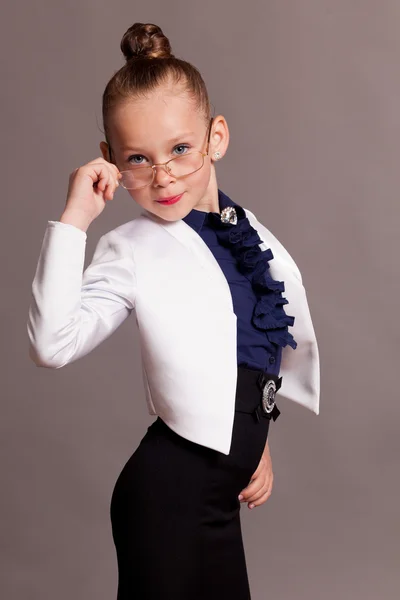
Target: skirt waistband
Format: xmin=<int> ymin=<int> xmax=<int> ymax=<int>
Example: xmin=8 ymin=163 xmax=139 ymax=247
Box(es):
xmin=235 ymin=365 xmax=282 ymax=422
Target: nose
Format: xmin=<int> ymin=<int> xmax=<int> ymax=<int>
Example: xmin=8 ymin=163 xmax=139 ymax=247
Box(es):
xmin=152 ymin=163 xmax=176 ymax=187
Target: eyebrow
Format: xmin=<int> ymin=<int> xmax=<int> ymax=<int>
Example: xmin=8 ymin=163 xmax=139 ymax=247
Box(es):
xmin=120 ymin=132 xmax=197 ymax=152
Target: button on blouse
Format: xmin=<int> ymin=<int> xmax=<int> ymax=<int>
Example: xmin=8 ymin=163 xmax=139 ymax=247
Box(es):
xmin=182 ymin=189 xmax=297 ymax=376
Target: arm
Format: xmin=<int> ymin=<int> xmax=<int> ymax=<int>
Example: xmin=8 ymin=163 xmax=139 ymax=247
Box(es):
xmin=27 ymin=220 xmax=136 ymax=369
xmin=238 ymin=438 xmax=273 ymax=509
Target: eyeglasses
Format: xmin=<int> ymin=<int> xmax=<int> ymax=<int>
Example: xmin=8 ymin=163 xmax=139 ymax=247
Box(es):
xmin=115 ymin=117 xmax=214 ymax=191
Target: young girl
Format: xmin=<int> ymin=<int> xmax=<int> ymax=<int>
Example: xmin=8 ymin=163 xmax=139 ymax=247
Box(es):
xmin=27 ymin=22 xmax=320 ymax=600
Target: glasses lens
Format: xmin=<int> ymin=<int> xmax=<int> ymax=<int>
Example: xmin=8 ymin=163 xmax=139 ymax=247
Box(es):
xmin=119 ymin=152 xmax=204 ymax=189
xmin=120 ymin=167 xmax=153 ymax=190
xmin=168 ymin=152 xmax=204 ymax=177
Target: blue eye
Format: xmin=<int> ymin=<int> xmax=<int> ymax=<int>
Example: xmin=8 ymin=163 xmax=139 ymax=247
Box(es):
xmin=174 ymin=144 xmax=190 ymax=155
xmin=128 ymin=155 xmax=146 ymax=165
xmin=127 ymin=144 xmax=191 ymax=165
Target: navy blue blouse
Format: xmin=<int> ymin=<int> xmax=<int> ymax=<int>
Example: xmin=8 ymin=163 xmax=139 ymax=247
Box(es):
xmin=182 ymin=188 xmax=297 ymax=376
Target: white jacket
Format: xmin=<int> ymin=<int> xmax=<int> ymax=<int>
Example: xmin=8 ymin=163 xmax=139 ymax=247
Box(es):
xmin=27 ymin=206 xmax=320 ymax=455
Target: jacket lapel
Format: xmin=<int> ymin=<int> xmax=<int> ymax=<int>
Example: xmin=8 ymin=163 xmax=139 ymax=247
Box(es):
xmin=140 ymin=208 xmax=234 ymax=310
xmin=140 ymin=205 xmax=303 ymax=309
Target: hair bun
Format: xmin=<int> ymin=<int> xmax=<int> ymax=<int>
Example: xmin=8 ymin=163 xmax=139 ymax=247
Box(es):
xmin=120 ymin=23 xmax=174 ymax=62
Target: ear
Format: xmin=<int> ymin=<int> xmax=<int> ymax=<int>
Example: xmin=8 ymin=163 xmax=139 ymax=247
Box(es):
xmin=210 ymin=115 xmax=230 ymax=161
xmin=99 ymin=140 xmax=112 ymax=163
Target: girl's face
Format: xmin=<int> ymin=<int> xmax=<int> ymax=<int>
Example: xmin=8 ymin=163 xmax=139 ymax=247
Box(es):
xmin=100 ymin=85 xmax=228 ymax=221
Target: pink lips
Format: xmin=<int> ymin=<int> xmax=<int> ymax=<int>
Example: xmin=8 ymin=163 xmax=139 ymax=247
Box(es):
xmin=156 ymin=193 xmax=184 ymax=205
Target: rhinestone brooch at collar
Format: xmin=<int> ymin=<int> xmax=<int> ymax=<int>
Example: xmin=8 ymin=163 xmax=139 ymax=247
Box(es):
xmin=261 ymin=379 xmax=277 ymax=414
xmin=220 ymin=206 xmax=237 ymax=225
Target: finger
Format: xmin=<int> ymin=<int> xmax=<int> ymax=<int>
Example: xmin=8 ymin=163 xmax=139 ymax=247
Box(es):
xmin=247 ymin=472 xmax=273 ymax=503
xmin=246 ymin=479 xmax=270 ymax=503
xmin=240 ymin=465 xmax=273 ymax=500
xmin=106 ymin=169 xmax=120 ymax=200
xmin=112 ymin=168 xmax=121 ymax=186
xmin=106 ymin=164 xmax=120 ymax=184
xmin=86 ymin=157 xmax=120 ymax=181
xmin=113 ymin=164 xmax=122 ymax=179
xmin=87 ymin=156 xmax=114 ymax=167
xmin=105 ymin=175 xmax=115 ymax=200
xmin=111 ymin=167 xmax=121 ymax=190
xmin=238 ymin=475 xmax=265 ymax=501
xmin=84 ymin=158 xmax=121 ymax=187
xmin=248 ymin=488 xmax=272 ymax=508
xmin=106 ymin=159 xmax=122 ymax=181
xmin=83 ymin=163 xmax=107 ymax=193
xmin=107 ymin=161 xmax=120 ymax=179
xmin=99 ymin=169 xmax=111 ymax=193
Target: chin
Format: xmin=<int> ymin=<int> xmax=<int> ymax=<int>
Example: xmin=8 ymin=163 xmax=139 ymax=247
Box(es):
xmin=149 ymin=196 xmax=196 ymax=221
xmin=138 ymin=203 xmax=183 ymax=223
xmin=156 ymin=205 xmax=189 ymax=222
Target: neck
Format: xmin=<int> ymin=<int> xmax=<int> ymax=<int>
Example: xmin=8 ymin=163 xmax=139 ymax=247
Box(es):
xmin=192 ymin=170 xmax=220 ymax=213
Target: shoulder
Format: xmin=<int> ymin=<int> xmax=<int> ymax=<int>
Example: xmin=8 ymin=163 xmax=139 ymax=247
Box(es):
xmin=243 ymin=206 xmax=303 ymax=283
xmin=99 ymin=213 xmax=153 ymax=247
xmin=104 ymin=215 xmax=140 ymax=239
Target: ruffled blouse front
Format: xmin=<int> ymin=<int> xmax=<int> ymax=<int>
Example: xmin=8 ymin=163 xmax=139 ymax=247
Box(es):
xmin=206 ymin=202 xmax=297 ymax=353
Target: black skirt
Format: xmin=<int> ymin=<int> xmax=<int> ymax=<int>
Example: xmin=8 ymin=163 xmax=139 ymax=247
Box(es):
xmin=110 ymin=365 xmax=278 ymax=600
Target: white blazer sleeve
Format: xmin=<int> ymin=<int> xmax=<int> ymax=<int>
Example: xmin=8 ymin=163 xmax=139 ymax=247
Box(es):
xmin=27 ymin=220 xmax=136 ymax=369
xmin=245 ymin=207 xmax=320 ymax=415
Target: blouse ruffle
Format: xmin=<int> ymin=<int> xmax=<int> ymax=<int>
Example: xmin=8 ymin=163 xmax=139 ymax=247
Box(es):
xmin=207 ymin=204 xmax=297 ymax=351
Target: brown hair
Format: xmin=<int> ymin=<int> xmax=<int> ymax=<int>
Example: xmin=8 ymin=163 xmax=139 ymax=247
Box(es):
xmin=102 ymin=23 xmax=213 ymax=163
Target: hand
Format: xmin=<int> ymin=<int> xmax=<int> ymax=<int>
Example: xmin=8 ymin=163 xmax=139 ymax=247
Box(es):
xmin=62 ymin=157 xmax=122 ymax=231
xmin=238 ymin=439 xmax=274 ymax=510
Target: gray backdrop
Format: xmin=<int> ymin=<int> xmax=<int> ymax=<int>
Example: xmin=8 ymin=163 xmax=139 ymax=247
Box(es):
xmin=2 ymin=1 xmax=399 ymax=599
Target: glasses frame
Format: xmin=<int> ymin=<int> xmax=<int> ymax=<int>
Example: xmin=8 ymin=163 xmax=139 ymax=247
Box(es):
xmin=107 ymin=116 xmax=214 ymax=191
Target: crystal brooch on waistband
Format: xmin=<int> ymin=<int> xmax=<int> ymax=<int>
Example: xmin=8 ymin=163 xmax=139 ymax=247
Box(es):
xmin=262 ymin=379 xmax=277 ymax=414
xmin=220 ymin=206 xmax=237 ymax=225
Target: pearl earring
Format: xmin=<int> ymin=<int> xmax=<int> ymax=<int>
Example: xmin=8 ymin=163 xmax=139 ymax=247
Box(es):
xmin=213 ymin=151 xmax=222 ymax=160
